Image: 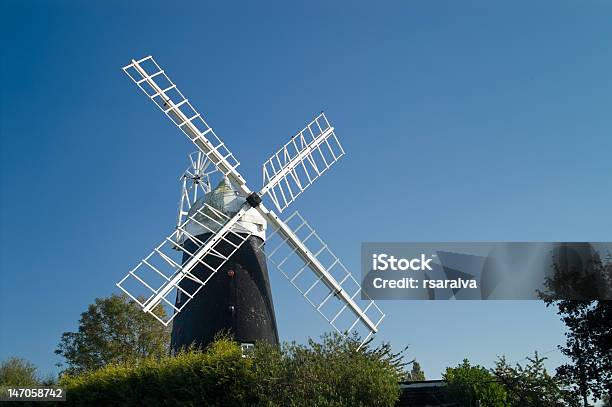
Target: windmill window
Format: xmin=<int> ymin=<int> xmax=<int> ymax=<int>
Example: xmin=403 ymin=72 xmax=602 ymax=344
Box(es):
xmin=240 ymin=343 xmax=254 ymax=357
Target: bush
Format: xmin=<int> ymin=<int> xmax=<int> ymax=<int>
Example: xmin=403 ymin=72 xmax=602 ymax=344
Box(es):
xmin=58 ymin=333 xmax=405 ymax=406
xmin=60 ymin=337 xmax=254 ymax=406
xmin=492 ymin=353 xmax=575 ymax=406
xmin=0 ymin=357 xmax=39 ymax=387
xmin=443 ymin=359 xmax=508 ymax=407
xmin=253 ymin=333 xmax=405 ymax=406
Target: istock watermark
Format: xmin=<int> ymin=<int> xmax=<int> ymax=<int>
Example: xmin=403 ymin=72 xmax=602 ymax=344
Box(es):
xmin=361 ymin=242 xmax=612 ymax=300
xmin=371 ymin=253 xmax=434 ymax=271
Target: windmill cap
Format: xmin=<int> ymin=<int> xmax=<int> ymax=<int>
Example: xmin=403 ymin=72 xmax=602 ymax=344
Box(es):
xmin=213 ymin=177 xmax=233 ymax=193
xmin=183 ymin=176 xmax=267 ymax=241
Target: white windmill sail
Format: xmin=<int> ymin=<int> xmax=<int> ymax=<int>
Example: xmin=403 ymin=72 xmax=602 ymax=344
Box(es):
xmin=261 ymin=112 xmax=345 ymax=213
xmin=117 ymin=202 xmax=253 ymax=325
xmin=123 ymin=56 xmax=245 ymax=188
xmin=263 ymin=211 xmax=385 ymax=344
xmin=119 ymin=55 xmax=384 ymax=347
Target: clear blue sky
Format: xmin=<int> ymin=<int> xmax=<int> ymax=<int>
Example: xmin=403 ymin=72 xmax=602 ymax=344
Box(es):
xmin=1 ymin=1 xmax=611 ymax=380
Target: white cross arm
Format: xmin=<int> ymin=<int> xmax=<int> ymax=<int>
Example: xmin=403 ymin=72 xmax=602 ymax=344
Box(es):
xmin=123 ymin=56 xmax=251 ymax=196
xmin=259 ymin=112 xmax=345 ymax=212
xmin=260 ymin=209 xmax=385 ymax=346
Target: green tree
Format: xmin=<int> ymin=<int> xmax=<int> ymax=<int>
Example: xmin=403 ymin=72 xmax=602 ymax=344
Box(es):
xmin=540 ymin=255 xmax=612 ymax=406
xmin=405 ymin=360 xmax=426 ymax=381
xmin=443 ymin=359 xmax=508 ymax=407
xmin=55 ymin=294 xmax=171 ymax=375
xmin=492 ymin=352 xmax=576 ymax=407
xmin=554 ymin=299 xmax=612 ymax=406
xmin=0 ymin=357 xmax=39 ymax=386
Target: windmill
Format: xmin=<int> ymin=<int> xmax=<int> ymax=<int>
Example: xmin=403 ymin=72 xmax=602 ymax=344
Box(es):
xmin=116 ymin=56 xmax=385 ymax=351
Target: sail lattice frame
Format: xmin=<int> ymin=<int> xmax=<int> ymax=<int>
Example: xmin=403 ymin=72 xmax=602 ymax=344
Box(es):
xmin=123 ymin=56 xmax=241 ymax=177
xmin=263 ymin=211 xmax=385 ymax=347
xmin=261 ymin=112 xmax=345 ymax=213
xmin=117 ymin=203 xmax=252 ymax=325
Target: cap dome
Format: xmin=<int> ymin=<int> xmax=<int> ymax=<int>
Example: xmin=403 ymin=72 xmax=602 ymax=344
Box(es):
xmin=184 ymin=177 xmax=267 ymax=240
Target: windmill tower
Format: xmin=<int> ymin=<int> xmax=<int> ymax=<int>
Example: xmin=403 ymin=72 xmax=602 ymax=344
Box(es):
xmin=117 ymin=56 xmax=385 ymax=351
xmin=172 ymin=173 xmax=279 ymax=351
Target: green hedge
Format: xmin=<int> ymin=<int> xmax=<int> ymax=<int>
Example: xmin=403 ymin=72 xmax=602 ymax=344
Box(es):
xmin=57 ymin=334 xmax=404 ymax=407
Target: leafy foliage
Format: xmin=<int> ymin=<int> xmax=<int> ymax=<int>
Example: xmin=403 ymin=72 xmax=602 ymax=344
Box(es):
xmin=553 ymin=299 xmax=611 ymax=405
xmin=492 ymin=352 xmax=576 ymax=407
xmin=443 ymin=359 xmax=508 ymax=407
xmin=61 ymin=336 xmax=253 ymax=406
xmin=540 ymin=255 xmax=612 ymax=405
xmin=252 ymin=332 xmax=407 ymax=407
xmin=59 ymin=332 xmax=406 ymax=407
xmin=539 ymin=253 xmax=612 ymax=302
xmin=0 ymin=357 xmax=39 ymax=386
xmin=404 ymin=360 xmax=426 ymax=381
xmin=55 ymin=294 xmax=171 ymax=375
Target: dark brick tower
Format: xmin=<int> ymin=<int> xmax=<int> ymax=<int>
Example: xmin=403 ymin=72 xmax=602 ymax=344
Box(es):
xmin=170 ymin=179 xmax=279 ymax=352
